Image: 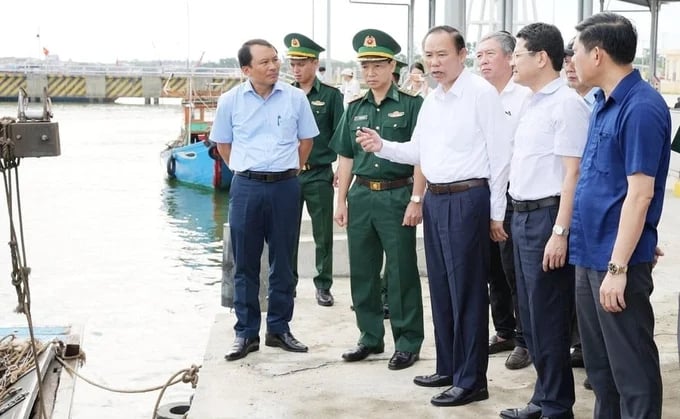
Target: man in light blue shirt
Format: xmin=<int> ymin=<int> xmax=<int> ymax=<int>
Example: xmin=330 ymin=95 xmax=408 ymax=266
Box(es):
xmin=210 ymin=38 xmax=319 ymax=362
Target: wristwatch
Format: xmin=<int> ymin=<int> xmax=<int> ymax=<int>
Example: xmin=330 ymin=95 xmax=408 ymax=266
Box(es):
xmin=552 ymin=224 xmax=569 ymax=236
xmin=410 ymin=195 xmax=422 ymax=204
xmin=607 ymin=261 xmax=628 ymax=275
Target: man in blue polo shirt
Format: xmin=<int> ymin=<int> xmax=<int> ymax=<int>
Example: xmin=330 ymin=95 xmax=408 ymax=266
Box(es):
xmin=211 ymin=38 xmax=319 ymax=361
xmin=570 ymin=13 xmax=670 ymax=419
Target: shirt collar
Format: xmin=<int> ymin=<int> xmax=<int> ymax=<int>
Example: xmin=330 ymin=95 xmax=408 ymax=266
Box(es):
xmin=292 ymin=77 xmax=321 ymax=94
xmin=501 ymin=78 xmax=519 ymax=95
xmin=535 ymin=77 xmax=564 ymax=96
xmin=433 ymin=68 xmax=469 ymax=99
xmin=583 ymin=87 xmax=599 ymax=107
xmin=363 ymin=82 xmax=401 ymax=105
xmin=608 ymin=69 xmax=641 ymax=104
xmin=243 ymin=80 xmax=284 ymax=96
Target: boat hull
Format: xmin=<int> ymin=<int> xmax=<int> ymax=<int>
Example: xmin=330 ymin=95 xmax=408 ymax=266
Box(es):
xmin=162 ymin=141 xmax=232 ymax=190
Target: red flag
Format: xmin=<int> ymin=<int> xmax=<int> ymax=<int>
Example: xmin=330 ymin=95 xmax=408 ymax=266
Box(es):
xmin=42 ymin=47 xmax=49 ymax=56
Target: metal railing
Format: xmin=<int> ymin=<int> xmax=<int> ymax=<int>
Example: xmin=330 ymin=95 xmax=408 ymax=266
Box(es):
xmin=0 ymin=63 xmax=243 ymax=78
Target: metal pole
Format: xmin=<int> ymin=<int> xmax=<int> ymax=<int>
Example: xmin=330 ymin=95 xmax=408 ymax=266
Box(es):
xmin=429 ymin=0 xmax=437 ymax=28
xmin=649 ymin=0 xmax=659 ymax=84
xmin=408 ymin=0 xmax=415 ymax=67
xmin=444 ymin=0 xmax=466 ymax=33
xmin=600 ymin=0 xmax=605 ymax=12
xmin=326 ymin=0 xmax=332 ymax=80
xmin=504 ymin=0 xmax=514 ymax=33
xmin=583 ymin=0 xmax=594 ymax=19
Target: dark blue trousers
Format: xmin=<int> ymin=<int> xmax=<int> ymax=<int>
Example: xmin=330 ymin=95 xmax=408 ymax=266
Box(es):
xmin=576 ymin=265 xmax=662 ymax=419
xmin=229 ymin=175 xmax=300 ymax=338
xmin=512 ymin=205 xmax=574 ymax=417
xmin=423 ymin=186 xmax=489 ymax=390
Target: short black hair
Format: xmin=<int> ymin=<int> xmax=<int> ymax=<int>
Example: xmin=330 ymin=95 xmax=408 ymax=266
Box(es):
xmin=410 ymin=62 xmax=425 ymax=73
xmin=237 ymin=39 xmax=277 ymax=67
xmin=575 ymin=12 xmax=637 ymax=65
xmin=423 ymin=25 xmax=466 ymax=52
xmin=516 ymin=23 xmax=564 ymax=72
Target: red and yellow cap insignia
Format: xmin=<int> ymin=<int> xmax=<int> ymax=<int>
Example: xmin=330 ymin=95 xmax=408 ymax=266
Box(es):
xmin=364 ymin=36 xmax=376 ymax=48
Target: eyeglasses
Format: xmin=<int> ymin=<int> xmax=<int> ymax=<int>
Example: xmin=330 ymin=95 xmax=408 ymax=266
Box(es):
xmin=512 ymin=51 xmax=537 ymax=59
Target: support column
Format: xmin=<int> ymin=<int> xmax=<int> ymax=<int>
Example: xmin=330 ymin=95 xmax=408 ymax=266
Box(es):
xmin=649 ymin=0 xmax=659 ymax=85
xmin=444 ymin=0 xmax=466 ymax=33
xmin=578 ymin=0 xmax=594 ymax=23
xmin=501 ymin=0 xmax=513 ymax=33
xmin=429 ymin=0 xmax=436 ymax=28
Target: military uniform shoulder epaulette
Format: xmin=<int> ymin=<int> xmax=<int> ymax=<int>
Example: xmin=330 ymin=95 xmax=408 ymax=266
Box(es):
xmin=398 ymin=87 xmax=420 ymax=97
xmin=348 ymin=95 xmax=364 ymax=104
xmin=321 ymin=81 xmax=339 ymax=90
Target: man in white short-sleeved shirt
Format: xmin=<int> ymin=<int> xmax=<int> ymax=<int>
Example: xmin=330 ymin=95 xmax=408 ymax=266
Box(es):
xmin=499 ymin=23 xmax=590 ymax=419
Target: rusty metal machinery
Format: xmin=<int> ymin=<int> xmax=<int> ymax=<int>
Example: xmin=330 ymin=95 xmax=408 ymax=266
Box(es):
xmin=1 ymin=88 xmax=60 ymax=158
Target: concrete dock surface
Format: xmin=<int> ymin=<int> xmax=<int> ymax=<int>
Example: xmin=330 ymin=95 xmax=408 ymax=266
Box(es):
xmin=188 ymin=186 xmax=680 ymax=419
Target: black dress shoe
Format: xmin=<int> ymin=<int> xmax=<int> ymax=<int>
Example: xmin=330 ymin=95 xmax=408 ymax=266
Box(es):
xmin=224 ymin=336 xmax=260 ymax=361
xmin=499 ymin=403 xmax=542 ymax=419
xmin=505 ymin=346 xmax=532 ymax=370
xmin=387 ymin=351 xmax=419 ymax=370
xmin=489 ymin=335 xmax=515 ymax=354
xmin=264 ymin=332 xmax=308 ymax=352
xmin=316 ymin=288 xmax=334 ymax=306
xmin=570 ymin=347 xmax=584 ymax=368
xmin=430 ymin=386 xmax=489 ymax=407
xmin=413 ymin=373 xmax=453 ymax=387
xmin=341 ymin=344 xmax=384 ymax=362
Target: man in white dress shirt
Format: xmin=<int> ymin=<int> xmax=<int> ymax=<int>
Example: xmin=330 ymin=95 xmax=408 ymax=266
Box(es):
xmin=498 ymin=23 xmax=590 ymax=419
xmin=356 ymin=25 xmax=511 ymax=408
xmin=476 ymin=30 xmax=532 ymax=371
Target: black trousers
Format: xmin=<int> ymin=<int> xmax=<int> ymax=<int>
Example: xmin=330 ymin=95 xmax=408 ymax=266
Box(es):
xmin=576 ymin=264 xmax=662 ymax=419
xmin=488 ymin=207 xmax=525 ymax=347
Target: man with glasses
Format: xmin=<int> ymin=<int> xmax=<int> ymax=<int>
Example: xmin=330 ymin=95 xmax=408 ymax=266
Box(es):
xmin=499 ymin=23 xmax=590 ymax=419
xmin=476 ymin=30 xmax=532 ymax=371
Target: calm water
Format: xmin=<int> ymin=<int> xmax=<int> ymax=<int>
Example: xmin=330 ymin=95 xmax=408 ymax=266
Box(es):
xmin=0 ymin=101 xmax=228 ymax=418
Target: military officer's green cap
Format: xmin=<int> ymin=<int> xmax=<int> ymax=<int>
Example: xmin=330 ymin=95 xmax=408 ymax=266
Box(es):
xmin=393 ymin=59 xmax=407 ymax=76
xmin=352 ymin=29 xmax=401 ymax=61
xmin=283 ymin=33 xmax=325 ymax=59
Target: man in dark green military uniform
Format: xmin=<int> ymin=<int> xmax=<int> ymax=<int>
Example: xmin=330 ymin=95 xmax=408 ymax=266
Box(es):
xmin=393 ymin=59 xmax=407 ymax=85
xmin=330 ymin=29 xmax=425 ymax=370
xmin=284 ymin=33 xmax=345 ymax=307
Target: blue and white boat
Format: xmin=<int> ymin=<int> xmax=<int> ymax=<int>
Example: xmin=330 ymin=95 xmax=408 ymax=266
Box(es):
xmin=161 ymin=96 xmax=232 ymax=190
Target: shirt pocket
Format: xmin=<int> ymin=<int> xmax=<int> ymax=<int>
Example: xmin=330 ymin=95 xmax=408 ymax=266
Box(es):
xmin=593 ymin=130 xmax=616 ymax=174
xmin=278 ymin=113 xmax=298 ymax=144
xmin=381 ymin=115 xmax=409 ymax=142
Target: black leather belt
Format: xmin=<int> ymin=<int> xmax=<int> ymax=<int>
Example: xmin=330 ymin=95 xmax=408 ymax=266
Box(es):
xmin=235 ymin=169 xmax=298 ymax=182
xmin=511 ymin=196 xmax=560 ymax=212
xmin=301 ymin=163 xmax=332 ymax=172
xmin=355 ymin=176 xmax=414 ymax=191
xmin=427 ymin=178 xmax=487 ymax=195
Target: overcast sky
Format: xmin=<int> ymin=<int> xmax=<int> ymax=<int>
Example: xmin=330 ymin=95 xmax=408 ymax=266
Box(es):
xmin=1 ymin=0 xmax=679 ymax=64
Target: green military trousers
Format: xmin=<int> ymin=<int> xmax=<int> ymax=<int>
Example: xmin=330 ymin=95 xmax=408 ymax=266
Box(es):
xmin=347 ymin=182 xmax=424 ymax=353
xmin=293 ymin=165 xmax=334 ymax=290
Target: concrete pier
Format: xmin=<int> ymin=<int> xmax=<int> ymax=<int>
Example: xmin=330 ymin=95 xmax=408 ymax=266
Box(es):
xmin=188 ymin=187 xmax=680 ymax=418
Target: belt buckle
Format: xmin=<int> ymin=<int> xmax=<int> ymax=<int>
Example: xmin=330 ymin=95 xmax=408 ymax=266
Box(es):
xmin=369 ymin=181 xmax=382 ymax=191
